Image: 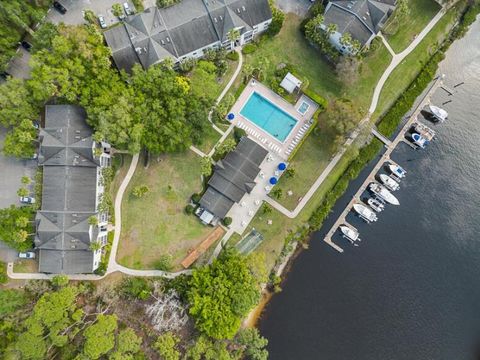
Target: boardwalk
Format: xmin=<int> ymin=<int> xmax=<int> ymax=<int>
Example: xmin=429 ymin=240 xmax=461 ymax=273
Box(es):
xmin=323 ymin=76 xmax=444 ymax=252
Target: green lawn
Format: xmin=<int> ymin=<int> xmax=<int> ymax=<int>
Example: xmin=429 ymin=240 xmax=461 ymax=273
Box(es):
xmin=196 ymin=125 xmax=222 ymax=154
xmin=383 ymin=0 xmax=441 ymax=53
xmin=344 ymin=39 xmax=392 ymax=111
xmin=117 ymin=152 xmax=215 ymax=271
xmin=375 ymin=3 xmax=461 ymax=118
xmin=238 ymin=146 xmax=359 ymax=272
xmin=274 ymin=130 xmax=334 ymax=210
xmin=189 ymin=59 xmax=238 ymax=101
xmin=244 ymin=14 xmax=342 ymax=100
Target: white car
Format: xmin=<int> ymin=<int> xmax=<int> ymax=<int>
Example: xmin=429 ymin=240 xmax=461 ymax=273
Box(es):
xmin=19 ymin=196 xmax=36 ymax=204
xmin=123 ymin=2 xmax=133 ymax=15
xmin=98 ymin=15 xmax=107 ymax=29
xmin=19 ymin=252 xmax=36 ymax=259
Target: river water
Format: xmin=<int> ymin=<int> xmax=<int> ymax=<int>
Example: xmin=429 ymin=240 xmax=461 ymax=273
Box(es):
xmin=259 ymin=19 xmax=480 ymax=360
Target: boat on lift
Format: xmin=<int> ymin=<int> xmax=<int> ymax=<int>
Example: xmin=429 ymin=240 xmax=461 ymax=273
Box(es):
xmin=369 ymin=182 xmax=400 ymax=205
xmin=340 ymin=225 xmax=360 ymax=244
xmin=413 ymin=122 xmax=435 ymax=141
xmin=388 ymin=163 xmax=406 ymax=178
xmin=379 ymin=174 xmax=400 ymax=191
xmin=429 ymin=104 xmax=448 ymax=122
xmin=412 ymin=133 xmax=428 ymax=149
xmin=367 ymin=197 xmax=385 ymax=212
xmin=353 ymin=203 xmax=378 ymax=223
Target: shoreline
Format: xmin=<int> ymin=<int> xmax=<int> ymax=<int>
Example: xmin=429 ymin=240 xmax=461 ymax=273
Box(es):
xmin=247 ymin=2 xmax=480 ymax=330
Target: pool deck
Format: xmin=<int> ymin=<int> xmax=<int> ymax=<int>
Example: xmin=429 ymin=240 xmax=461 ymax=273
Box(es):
xmin=229 ymin=79 xmax=318 ymax=160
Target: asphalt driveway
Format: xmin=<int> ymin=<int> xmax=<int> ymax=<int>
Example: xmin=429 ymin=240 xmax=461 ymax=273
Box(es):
xmin=275 ymin=0 xmax=312 ymax=17
xmin=0 ymin=128 xmax=37 ymax=209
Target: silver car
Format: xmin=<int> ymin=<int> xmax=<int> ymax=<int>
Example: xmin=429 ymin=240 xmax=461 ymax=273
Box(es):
xmin=123 ymin=2 xmax=133 ymax=15
xmin=98 ymin=15 xmax=107 ymax=29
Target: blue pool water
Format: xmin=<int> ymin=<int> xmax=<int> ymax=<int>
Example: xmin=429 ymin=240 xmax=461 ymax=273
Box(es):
xmin=240 ymin=92 xmax=297 ymax=142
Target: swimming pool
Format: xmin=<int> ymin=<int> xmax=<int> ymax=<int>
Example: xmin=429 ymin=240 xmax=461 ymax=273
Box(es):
xmin=240 ymin=92 xmax=297 ymax=142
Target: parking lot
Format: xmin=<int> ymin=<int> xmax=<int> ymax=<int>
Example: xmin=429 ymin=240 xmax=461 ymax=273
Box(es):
xmin=0 ymin=128 xmax=38 ymax=261
xmin=7 ymin=0 xmax=139 ymax=78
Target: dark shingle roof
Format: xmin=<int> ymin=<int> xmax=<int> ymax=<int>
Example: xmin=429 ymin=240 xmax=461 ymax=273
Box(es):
xmin=199 ymin=137 xmax=267 ymax=218
xmin=36 ymin=105 xmax=101 ymax=274
xmin=104 ymin=0 xmax=272 ymax=72
xmin=326 ymin=0 xmax=396 ymax=45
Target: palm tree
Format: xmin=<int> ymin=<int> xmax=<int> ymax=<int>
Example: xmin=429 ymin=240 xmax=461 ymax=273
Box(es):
xmin=89 ymin=241 xmax=102 ymax=252
xmin=227 ymin=28 xmax=241 ymax=46
xmin=17 ymin=187 xmax=29 ymax=197
xmin=326 ymin=23 xmax=337 ymax=36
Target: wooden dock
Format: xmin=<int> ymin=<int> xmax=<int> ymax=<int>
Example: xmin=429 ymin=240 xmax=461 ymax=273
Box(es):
xmin=323 ymin=77 xmax=444 ymax=253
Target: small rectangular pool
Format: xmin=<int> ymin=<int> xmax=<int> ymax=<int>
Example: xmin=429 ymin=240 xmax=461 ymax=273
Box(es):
xmin=240 ymin=92 xmax=297 ymax=142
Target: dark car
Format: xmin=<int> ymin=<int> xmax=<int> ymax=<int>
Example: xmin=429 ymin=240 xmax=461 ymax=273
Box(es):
xmin=21 ymin=41 xmax=32 ymax=51
xmin=53 ymin=1 xmax=67 ymax=14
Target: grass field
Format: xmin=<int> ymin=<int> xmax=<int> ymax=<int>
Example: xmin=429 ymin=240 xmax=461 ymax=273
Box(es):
xmin=376 ymin=3 xmax=461 ymax=118
xmin=245 ymin=14 xmax=342 ymax=100
xmin=383 ymin=0 xmax=441 ymax=53
xmin=117 ymin=152 xmax=215 ymax=271
xmin=238 ymin=146 xmax=358 ymax=272
xmin=189 ymin=59 xmax=238 ymax=101
xmin=196 ymin=125 xmax=222 ymax=154
xmin=274 ymin=131 xmax=334 ymax=210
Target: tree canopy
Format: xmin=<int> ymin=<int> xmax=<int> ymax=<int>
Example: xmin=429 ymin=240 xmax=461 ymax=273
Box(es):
xmin=0 ymin=205 xmax=34 ymax=251
xmin=187 ymin=249 xmax=261 ymax=339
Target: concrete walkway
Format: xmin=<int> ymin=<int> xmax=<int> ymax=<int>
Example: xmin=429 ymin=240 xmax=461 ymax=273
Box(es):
xmin=263 ymin=6 xmax=448 ymax=220
xmin=207 ymin=47 xmax=244 ymax=135
xmin=189 ymin=145 xmax=207 ymax=158
xmin=379 ymin=33 xmax=396 ymax=56
xmin=369 ymin=8 xmax=446 ymax=114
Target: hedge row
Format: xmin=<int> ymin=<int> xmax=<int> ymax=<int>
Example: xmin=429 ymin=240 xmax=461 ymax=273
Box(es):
xmin=302 ymin=88 xmax=328 ymax=111
xmin=377 ymin=2 xmax=480 ymax=137
xmin=306 ymin=3 xmax=480 ymax=233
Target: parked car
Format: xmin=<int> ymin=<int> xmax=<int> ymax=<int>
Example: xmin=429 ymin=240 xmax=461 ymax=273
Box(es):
xmin=32 ymin=120 xmax=39 ymax=129
xmin=18 ymin=252 xmax=36 ymax=259
xmin=21 ymin=41 xmax=32 ymax=51
xmin=20 ymin=196 xmax=36 ymax=204
xmin=53 ymin=1 xmax=67 ymax=14
xmin=123 ymin=2 xmax=133 ymax=15
xmin=98 ymin=15 xmax=107 ymax=29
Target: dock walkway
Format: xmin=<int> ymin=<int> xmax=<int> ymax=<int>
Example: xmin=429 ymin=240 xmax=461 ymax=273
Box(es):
xmin=323 ymin=77 xmax=444 ymax=252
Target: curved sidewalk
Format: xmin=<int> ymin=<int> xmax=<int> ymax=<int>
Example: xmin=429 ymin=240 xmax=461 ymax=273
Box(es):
xmin=265 ymin=7 xmax=447 ymax=220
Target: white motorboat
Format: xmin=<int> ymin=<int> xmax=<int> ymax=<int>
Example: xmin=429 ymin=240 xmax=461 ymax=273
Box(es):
xmin=340 ymin=225 xmax=360 ymax=242
xmin=369 ymin=182 xmax=400 ymax=205
xmin=367 ymin=197 xmax=385 ymax=212
xmin=379 ymin=174 xmax=400 ymax=191
xmin=388 ymin=164 xmax=406 ymax=178
xmin=353 ymin=203 xmax=378 ymax=222
xmin=412 ymin=133 xmax=428 ymax=149
xmin=413 ymin=122 xmax=435 ymax=141
xmin=429 ymin=105 xmax=448 ymax=122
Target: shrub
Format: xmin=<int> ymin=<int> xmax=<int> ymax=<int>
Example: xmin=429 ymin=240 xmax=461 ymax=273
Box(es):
xmin=0 ymin=261 xmax=7 ymax=284
xmin=132 ymin=185 xmax=149 ymax=198
xmin=112 ymin=3 xmax=123 ymax=17
xmin=302 ymin=88 xmax=328 ymax=110
xmin=178 ymin=57 xmax=197 ymax=73
xmin=242 ymin=44 xmax=257 ymax=54
xmin=157 ymin=0 xmax=181 ymax=8
xmin=132 ymin=0 xmax=143 ymax=11
xmin=185 ymin=204 xmax=195 ymax=215
xmin=233 ymin=127 xmax=247 ymax=142
xmin=285 ymin=167 xmax=296 ymax=178
xmin=51 ymin=275 xmax=69 ymax=288
xmin=226 ymin=51 xmax=239 ymax=61
xmin=267 ymin=3 xmax=285 ymax=37
xmin=154 ymin=255 xmax=173 ymax=271
xmin=222 ymin=217 xmax=232 ymax=226
xmin=120 ymin=278 xmax=152 ymax=300
xmin=191 ymin=193 xmax=202 ymax=203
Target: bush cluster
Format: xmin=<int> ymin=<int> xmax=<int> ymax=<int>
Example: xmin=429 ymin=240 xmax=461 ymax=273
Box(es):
xmin=226 ymin=51 xmax=239 ymax=61
xmin=242 ymin=43 xmax=257 ymax=54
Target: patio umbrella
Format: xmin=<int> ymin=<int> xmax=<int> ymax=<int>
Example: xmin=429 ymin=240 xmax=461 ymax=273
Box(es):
xmin=269 ymin=177 xmax=278 ymax=185
xmin=278 ymin=162 xmax=287 ymax=171
xmin=227 ymin=113 xmax=235 ymax=120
